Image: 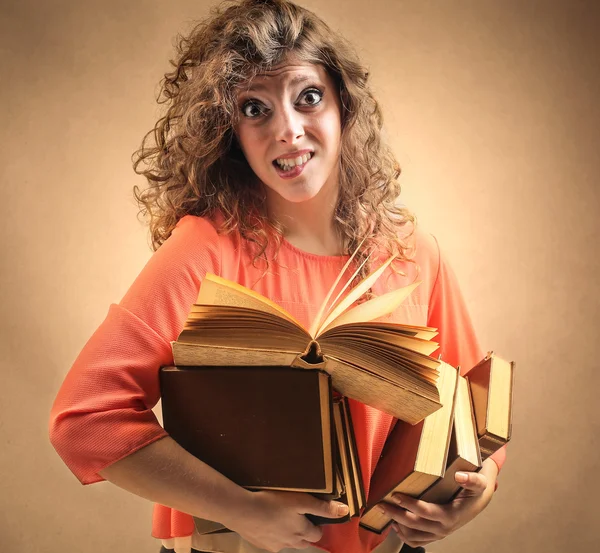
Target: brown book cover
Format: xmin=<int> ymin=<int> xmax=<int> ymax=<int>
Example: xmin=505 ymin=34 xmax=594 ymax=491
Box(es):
xmin=160 ymin=365 xmax=335 ymax=493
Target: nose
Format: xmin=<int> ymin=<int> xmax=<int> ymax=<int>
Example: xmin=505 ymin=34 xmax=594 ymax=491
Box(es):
xmin=273 ymin=105 xmax=305 ymax=143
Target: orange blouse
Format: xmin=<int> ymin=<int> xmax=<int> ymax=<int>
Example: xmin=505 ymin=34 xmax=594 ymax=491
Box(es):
xmin=49 ymin=214 xmax=506 ymax=553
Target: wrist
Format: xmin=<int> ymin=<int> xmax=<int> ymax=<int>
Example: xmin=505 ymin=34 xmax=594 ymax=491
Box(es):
xmin=481 ymin=458 xmax=499 ymax=491
xmin=218 ymin=488 xmax=258 ymax=530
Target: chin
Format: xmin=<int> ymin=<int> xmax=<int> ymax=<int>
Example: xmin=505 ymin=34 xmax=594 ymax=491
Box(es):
xmin=279 ymin=188 xmax=323 ymax=204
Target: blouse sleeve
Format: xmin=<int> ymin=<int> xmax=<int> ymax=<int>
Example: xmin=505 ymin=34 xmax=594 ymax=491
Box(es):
xmin=48 ymin=216 xmax=221 ymax=484
xmin=426 ymin=235 xmax=506 ymax=473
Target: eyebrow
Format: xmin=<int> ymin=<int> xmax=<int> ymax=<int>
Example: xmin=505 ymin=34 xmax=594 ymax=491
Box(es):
xmin=243 ymin=74 xmax=319 ymax=93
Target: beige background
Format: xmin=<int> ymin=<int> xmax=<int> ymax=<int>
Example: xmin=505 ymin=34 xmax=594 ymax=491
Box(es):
xmin=1 ymin=0 xmax=598 ymax=551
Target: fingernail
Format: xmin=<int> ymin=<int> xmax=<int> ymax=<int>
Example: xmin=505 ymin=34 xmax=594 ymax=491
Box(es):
xmin=376 ymin=505 xmax=386 ymax=514
xmin=456 ymin=472 xmax=468 ymax=483
xmin=335 ymin=502 xmax=349 ymax=516
xmin=392 ymin=494 xmax=402 ymax=504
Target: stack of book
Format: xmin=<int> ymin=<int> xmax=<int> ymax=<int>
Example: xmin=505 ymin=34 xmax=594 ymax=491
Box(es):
xmin=160 ymin=364 xmax=365 ymax=524
xmin=160 ymin=252 xmax=514 ymax=528
xmin=360 ymin=352 xmax=514 ymax=533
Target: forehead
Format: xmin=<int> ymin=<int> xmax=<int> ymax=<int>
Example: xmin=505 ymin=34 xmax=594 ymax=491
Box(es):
xmin=237 ymin=60 xmax=329 ymax=94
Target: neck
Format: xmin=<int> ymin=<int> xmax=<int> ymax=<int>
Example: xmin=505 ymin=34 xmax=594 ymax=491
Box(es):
xmin=266 ymin=184 xmax=343 ymax=256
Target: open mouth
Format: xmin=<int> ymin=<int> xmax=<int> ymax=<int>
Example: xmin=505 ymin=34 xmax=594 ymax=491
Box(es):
xmin=272 ymin=152 xmax=314 ymax=176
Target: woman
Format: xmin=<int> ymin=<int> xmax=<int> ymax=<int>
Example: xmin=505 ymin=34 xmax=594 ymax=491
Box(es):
xmin=49 ymin=1 xmax=505 ymax=552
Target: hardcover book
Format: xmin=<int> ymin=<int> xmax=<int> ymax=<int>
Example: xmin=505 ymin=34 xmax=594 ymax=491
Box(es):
xmin=359 ymin=361 xmax=458 ymax=533
xmin=467 ymin=352 xmax=515 ymax=459
xmin=160 ymin=365 xmax=335 ymax=493
xmin=172 ymin=248 xmax=443 ymax=425
xmin=419 ymin=374 xmax=482 ymax=504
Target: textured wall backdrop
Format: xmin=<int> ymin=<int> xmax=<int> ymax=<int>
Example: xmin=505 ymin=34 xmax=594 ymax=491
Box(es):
xmin=1 ymin=0 xmax=598 ymax=551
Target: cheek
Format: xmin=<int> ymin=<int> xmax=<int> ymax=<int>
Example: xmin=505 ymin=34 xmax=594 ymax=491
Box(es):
xmin=236 ymin=128 xmax=260 ymax=161
xmin=239 ymin=126 xmax=270 ymax=153
xmin=318 ymin=107 xmax=342 ymax=134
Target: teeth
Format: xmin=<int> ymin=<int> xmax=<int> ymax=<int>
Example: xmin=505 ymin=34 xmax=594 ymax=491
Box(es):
xmin=275 ymin=152 xmax=312 ymax=170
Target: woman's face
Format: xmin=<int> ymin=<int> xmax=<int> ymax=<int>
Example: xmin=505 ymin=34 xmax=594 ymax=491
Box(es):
xmin=233 ymin=55 xmax=343 ymax=205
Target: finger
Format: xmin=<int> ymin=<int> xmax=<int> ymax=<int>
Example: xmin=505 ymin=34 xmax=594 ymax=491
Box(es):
xmin=302 ymin=497 xmax=349 ymax=519
xmin=380 ymin=502 xmax=443 ymax=534
xmin=390 ymin=494 xmax=447 ymax=523
xmin=299 ymin=518 xmax=323 ymax=543
xmin=295 ymin=539 xmax=316 ymax=549
xmin=455 ymin=471 xmax=488 ymax=494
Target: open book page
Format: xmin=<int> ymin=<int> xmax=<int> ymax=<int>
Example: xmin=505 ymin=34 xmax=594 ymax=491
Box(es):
xmin=171 ymin=342 xmax=301 ymax=367
xmin=324 ymin=356 xmax=441 ymax=424
xmin=318 ymin=327 xmax=439 ymax=356
xmin=186 ymin=305 xmax=309 ymax=334
xmin=308 ymin=239 xmax=369 ymax=337
xmin=323 ymin=342 xmax=439 ymax=388
xmin=181 ymin=305 xmax=310 ymax=350
xmin=198 ymin=274 xmax=301 ymax=326
xmin=366 ymin=323 xmax=438 ymax=341
xmin=316 ymin=255 xmax=398 ymax=335
xmin=317 ymin=282 xmax=421 ymax=335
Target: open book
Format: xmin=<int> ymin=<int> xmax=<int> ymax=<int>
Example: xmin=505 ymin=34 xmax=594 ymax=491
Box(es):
xmin=172 ymin=251 xmax=442 ymax=424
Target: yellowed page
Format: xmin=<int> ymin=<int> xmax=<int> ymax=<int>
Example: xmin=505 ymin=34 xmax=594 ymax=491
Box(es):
xmin=171 ymin=342 xmax=300 ymax=367
xmin=312 ymin=252 xmax=373 ymax=336
xmin=308 ymin=239 xmax=369 ymax=337
xmin=357 ymin=322 xmax=438 ymax=341
xmin=488 ymin=355 xmax=513 ymax=440
xmin=324 ymin=356 xmax=440 ymax=424
xmin=454 ymin=375 xmax=481 ymax=466
xmin=415 ymin=361 xmax=457 ymax=475
xmin=198 ymin=274 xmax=301 ymax=327
xmin=319 ymin=329 xmax=439 ymax=356
xmin=316 ymin=254 xmax=397 ymax=335
xmin=317 ymin=281 xmax=420 ymax=335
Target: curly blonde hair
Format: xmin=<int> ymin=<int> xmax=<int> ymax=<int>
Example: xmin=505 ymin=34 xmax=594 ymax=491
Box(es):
xmin=132 ymin=0 xmax=416 ymax=277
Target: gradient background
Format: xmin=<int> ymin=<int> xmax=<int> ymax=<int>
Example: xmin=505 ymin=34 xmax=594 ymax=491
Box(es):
xmin=1 ymin=0 xmax=599 ymax=551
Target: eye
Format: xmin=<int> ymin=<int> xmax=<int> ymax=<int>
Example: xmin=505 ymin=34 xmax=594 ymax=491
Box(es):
xmin=241 ymin=100 xmax=268 ymax=119
xmin=298 ymin=88 xmax=324 ymax=107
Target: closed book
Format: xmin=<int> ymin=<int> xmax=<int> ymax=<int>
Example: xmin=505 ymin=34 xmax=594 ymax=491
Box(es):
xmin=359 ymin=361 xmax=458 ymax=534
xmin=419 ymin=374 xmax=482 ymax=504
xmin=467 ymin=352 xmax=514 ymax=459
xmin=160 ymin=365 xmax=335 ymax=493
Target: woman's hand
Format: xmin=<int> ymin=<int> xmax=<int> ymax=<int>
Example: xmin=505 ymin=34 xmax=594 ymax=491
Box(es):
xmin=223 ymin=490 xmax=349 ymax=552
xmin=379 ymin=458 xmax=499 ymax=548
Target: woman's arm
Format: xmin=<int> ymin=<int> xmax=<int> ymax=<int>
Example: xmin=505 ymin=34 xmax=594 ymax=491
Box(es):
xmin=98 ymin=435 xmax=348 ymax=553
xmin=98 ymin=435 xmax=253 ymax=527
